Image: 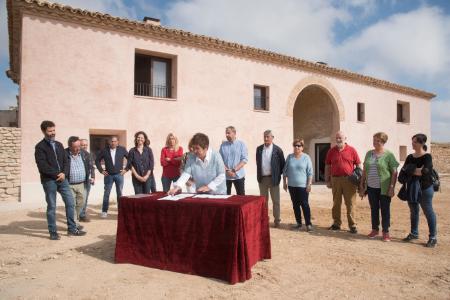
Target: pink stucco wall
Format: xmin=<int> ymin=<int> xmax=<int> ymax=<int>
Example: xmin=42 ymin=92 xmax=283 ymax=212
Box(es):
xmin=19 ymin=14 xmax=431 ymax=204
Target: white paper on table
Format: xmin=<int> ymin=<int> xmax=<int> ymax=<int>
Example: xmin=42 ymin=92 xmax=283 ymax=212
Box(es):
xmin=126 ymin=194 xmax=153 ymax=198
xmin=192 ymin=194 xmax=233 ymax=199
xmin=158 ymin=193 xmax=196 ymax=201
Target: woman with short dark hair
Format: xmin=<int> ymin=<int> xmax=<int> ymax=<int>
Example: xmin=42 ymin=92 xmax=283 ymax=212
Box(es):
xmin=282 ymin=138 xmax=314 ymax=231
xmin=127 ymin=131 xmax=155 ymax=194
xmin=401 ymin=133 xmax=437 ymax=248
xmin=168 ymin=133 xmax=226 ymax=195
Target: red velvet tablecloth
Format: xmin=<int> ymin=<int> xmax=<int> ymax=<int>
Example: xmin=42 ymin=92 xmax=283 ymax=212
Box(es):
xmin=114 ymin=193 xmax=271 ymax=284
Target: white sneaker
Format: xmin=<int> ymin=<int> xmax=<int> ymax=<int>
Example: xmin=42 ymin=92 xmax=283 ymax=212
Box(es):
xmin=101 ymin=212 xmax=108 ymax=218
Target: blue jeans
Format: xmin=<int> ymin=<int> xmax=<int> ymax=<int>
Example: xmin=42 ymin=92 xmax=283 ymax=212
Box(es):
xmin=102 ymin=174 xmax=124 ymax=213
xmin=132 ymin=175 xmax=156 ymax=194
xmin=408 ymin=186 xmax=437 ymax=238
xmin=367 ymin=187 xmax=391 ymax=233
xmin=79 ymin=182 xmax=91 ymax=218
xmin=161 ymin=176 xmax=179 ymax=192
xmin=288 ymin=186 xmax=311 ymax=226
xmin=42 ymin=179 xmax=77 ymax=233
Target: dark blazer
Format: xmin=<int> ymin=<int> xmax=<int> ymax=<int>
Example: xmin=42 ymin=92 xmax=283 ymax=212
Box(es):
xmin=81 ymin=149 xmax=96 ymax=179
xmin=256 ymin=143 xmax=285 ymax=185
xmin=35 ymin=138 xmax=69 ymax=183
xmin=65 ymin=148 xmax=91 ymax=184
xmin=95 ymin=146 xmax=128 ymax=175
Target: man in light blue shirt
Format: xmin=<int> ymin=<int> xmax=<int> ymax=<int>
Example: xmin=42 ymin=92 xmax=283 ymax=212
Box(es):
xmin=219 ymin=126 xmax=248 ymax=195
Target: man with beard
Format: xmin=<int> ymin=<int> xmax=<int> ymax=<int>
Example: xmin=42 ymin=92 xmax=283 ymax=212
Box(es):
xmin=325 ymin=131 xmax=361 ymax=234
xmin=34 ymin=120 xmax=87 ymax=240
xmin=219 ymin=126 xmax=248 ymax=195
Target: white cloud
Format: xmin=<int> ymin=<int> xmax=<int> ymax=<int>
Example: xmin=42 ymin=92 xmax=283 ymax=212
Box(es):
xmin=333 ymin=6 xmax=450 ymax=82
xmin=331 ymin=4 xmax=450 ymax=141
xmin=165 ymin=0 xmax=349 ymax=61
xmin=48 ymin=0 xmax=137 ymax=20
xmin=431 ymin=99 xmax=450 ymax=142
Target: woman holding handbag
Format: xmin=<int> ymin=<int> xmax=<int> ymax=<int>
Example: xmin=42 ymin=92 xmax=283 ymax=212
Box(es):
xmin=401 ymin=133 xmax=437 ymax=248
xmin=359 ymin=132 xmax=399 ymax=242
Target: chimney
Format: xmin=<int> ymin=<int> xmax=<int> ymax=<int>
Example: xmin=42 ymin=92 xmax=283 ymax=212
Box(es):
xmin=143 ymin=17 xmax=161 ymax=26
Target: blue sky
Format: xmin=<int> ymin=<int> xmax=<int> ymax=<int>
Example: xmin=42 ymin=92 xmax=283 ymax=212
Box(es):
xmin=1 ymin=0 xmax=450 ymax=141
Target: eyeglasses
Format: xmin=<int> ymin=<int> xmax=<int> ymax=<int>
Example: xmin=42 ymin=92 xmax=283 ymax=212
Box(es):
xmin=294 ymin=144 xmax=303 ymax=148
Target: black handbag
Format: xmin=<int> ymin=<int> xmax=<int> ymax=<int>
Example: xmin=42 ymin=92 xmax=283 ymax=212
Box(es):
xmin=431 ymin=169 xmax=440 ymax=192
xmin=348 ymin=166 xmax=362 ymax=186
xmin=397 ymin=184 xmax=408 ymax=201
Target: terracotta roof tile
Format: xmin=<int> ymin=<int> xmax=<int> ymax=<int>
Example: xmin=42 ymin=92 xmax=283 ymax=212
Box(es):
xmin=6 ymin=0 xmax=435 ymax=99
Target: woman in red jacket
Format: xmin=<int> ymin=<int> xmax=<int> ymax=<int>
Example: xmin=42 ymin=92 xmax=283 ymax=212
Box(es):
xmin=160 ymin=133 xmax=184 ymax=192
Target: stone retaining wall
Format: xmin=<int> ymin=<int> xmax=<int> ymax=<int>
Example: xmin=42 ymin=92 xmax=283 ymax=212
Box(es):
xmin=431 ymin=143 xmax=450 ymax=176
xmin=0 ymin=127 xmax=21 ymax=201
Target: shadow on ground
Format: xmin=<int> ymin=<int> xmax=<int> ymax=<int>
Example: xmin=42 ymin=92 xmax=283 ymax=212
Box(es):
xmin=75 ymin=234 xmax=116 ymax=263
xmin=271 ymin=222 xmax=407 ymax=244
xmin=0 ymin=205 xmax=118 ymax=240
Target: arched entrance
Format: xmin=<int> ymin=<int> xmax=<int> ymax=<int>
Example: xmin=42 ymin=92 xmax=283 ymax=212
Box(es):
xmin=292 ymin=84 xmax=341 ymax=182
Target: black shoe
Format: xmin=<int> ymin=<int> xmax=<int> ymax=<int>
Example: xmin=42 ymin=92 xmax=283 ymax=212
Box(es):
xmin=329 ymin=224 xmax=341 ymax=231
xmin=274 ymin=222 xmax=281 ymax=228
xmin=403 ymin=233 xmax=419 ymax=242
xmin=79 ymin=216 xmax=90 ymax=223
xmin=426 ymin=238 xmax=437 ymax=248
xmin=291 ymin=223 xmax=302 ymax=230
xmin=349 ymin=227 xmax=358 ymax=234
xmin=67 ymin=229 xmax=87 ymax=236
xmin=49 ymin=232 xmax=61 ymax=240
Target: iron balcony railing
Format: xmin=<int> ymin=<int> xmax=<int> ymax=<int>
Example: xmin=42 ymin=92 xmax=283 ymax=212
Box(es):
xmin=134 ymin=82 xmax=171 ymax=98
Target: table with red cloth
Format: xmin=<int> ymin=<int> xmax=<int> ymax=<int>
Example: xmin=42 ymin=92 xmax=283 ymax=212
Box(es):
xmin=115 ymin=192 xmax=271 ymax=284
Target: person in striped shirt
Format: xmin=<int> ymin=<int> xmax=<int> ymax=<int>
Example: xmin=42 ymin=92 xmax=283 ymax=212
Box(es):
xmin=359 ymin=132 xmax=399 ymax=242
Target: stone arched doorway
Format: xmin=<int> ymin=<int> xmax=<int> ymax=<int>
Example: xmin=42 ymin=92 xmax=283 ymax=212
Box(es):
xmin=292 ymin=84 xmax=341 ymax=182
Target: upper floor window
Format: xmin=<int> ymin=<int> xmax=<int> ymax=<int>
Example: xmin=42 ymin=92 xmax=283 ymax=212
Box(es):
xmin=397 ymin=101 xmax=410 ymax=123
xmin=254 ymin=85 xmax=269 ymax=111
xmin=134 ymin=53 xmax=172 ymax=98
xmin=357 ymin=102 xmax=365 ymax=122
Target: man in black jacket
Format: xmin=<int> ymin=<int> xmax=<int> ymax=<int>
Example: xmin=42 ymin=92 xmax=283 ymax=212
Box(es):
xmin=256 ymin=130 xmax=285 ymax=227
xmin=34 ymin=120 xmax=86 ymax=240
xmin=95 ymin=136 xmax=128 ymax=218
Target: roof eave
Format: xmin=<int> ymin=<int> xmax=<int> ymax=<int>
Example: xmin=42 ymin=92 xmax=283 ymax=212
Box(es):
xmin=6 ymin=0 xmax=436 ymax=100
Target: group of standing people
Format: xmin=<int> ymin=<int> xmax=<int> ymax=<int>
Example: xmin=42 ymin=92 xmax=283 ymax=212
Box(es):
xmin=35 ymin=120 xmax=438 ymax=247
xmin=326 ymin=131 xmax=437 ymax=248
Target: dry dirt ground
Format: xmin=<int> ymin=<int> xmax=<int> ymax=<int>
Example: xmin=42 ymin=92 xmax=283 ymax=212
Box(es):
xmin=0 ymin=180 xmax=449 ymax=299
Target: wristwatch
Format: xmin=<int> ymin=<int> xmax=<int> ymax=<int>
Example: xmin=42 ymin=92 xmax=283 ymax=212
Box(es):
xmin=231 ymin=168 xmax=236 ymax=173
